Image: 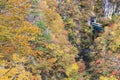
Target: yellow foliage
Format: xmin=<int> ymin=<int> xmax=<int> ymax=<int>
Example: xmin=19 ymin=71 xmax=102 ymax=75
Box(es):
xmin=66 ymin=63 xmax=79 ymax=76
xmin=108 ymin=23 xmax=120 ymax=52
xmin=12 ymin=54 xmax=27 ymax=62
xmin=67 ymin=18 xmax=75 ymax=28
xmin=6 ymin=0 xmax=31 ymax=15
xmin=48 ymin=58 xmax=57 ymax=63
xmin=95 ymin=22 xmax=120 ymax=52
xmin=0 ymin=0 xmax=79 ymax=80
xmin=46 ymin=43 xmax=56 ymax=50
xmin=100 ymin=76 xmax=118 ymax=80
xmin=39 ymin=1 xmax=64 ymax=34
xmin=0 ymin=67 xmax=33 ymax=80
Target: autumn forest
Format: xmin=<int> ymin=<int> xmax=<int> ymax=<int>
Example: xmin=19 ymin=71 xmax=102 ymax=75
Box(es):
xmin=0 ymin=0 xmax=120 ymax=80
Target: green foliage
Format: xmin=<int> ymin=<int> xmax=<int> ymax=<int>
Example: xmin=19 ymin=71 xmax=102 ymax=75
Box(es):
xmin=32 ymin=0 xmax=39 ymax=3
xmin=36 ymin=21 xmax=47 ymax=31
xmin=35 ymin=44 xmax=49 ymax=52
xmin=36 ymin=21 xmax=51 ymax=42
xmin=65 ymin=18 xmax=75 ymax=30
xmin=68 ymin=31 xmax=77 ymax=46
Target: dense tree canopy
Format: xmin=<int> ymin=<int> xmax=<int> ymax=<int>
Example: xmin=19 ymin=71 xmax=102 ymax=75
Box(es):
xmin=0 ymin=0 xmax=120 ymax=80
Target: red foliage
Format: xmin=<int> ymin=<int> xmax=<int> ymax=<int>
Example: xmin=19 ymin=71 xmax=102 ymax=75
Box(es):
xmin=111 ymin=71 xmax=118 ymax=75
xmin=96 ymin=59 xmax=102 ymax=64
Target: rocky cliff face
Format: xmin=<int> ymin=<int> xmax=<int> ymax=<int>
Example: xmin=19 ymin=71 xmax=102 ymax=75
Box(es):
xmin=103 ymin=0 xmax=120 ymax=19
xmin=114 ymin=0 xmax=120 ymax=15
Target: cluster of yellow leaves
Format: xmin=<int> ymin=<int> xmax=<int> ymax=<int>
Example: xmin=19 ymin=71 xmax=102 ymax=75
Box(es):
xmin=100 ymin=76 xmax=118 ymax=80
xmin=39 ymin=0 xmax=64 ymax=34
xmin=0 ymin=65 xmax=33 ymax=80
xmin=66 ymin=18 xmax=76 ymax=28
xmin=0 ymin=22 xmax=40 ymax=55
xmin=45 ymin=0 xmax=58 ymax=11
xmin=66 ymin=63 xmax=79 ymax=76
xmin=108 ymin=23 xmax=120 ymax=52
xmin=5 ymin=0 xmax=31 ymax=15
xmin=0 ymin=0 xmax=41 ymax=55
xmin=0 ymin=53 xmax=42 ymax=80
xmin=0 ymin=0 xmax=42 ymax=79
xmin=47 ymin=43 xmax=64 ymax=54
xmin=37 ymin=1 xmax=80 ymax=79
xmin=12 ymin=54 xmax=27 ymax=62
xmin=109 ymin=24 xmax=119 ymax=52
xmin=95 ymin=18 xmax=120 ymax=53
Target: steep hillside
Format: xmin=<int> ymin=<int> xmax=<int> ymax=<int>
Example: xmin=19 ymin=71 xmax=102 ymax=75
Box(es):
xmin=0 ymin=0 xmax=120 ymax=80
